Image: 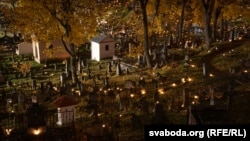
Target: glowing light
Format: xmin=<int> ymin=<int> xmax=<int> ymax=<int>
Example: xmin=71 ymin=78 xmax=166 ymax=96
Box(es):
xmin=33 ymin=129 xmax=41 ymax=135
xmin=181 ymin=78 xmax=186 ymax=83
xmin=130 ymin=94 xmax=134 ymax=98
xmin=171 ymin=83 xmax=177 ymax=87
xmin=209 ymin=73 xmax=214 ymax=77
xmin=187 ymin=77 xmax=192 ymax=82
xmin=27 ymin=127 xmax=47 ymax=136
xmin=181 ymin=104 xmax=184 ymax=107
xmin=5 ymin=128 xmax=12 ymax=135
xmin=190 ymin=64 xmax=196 ymax=68
xmin=141 ymin=89 xmax=146 ymax=95
xmin=194 ymin=95 xmax=199 ymax=99
xmin=158 ymin=88 xmax=164 ymax=94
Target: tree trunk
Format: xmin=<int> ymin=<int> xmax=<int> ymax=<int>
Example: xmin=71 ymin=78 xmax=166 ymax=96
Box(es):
xmin=219 ymin=19 xmax=224 ymax=41
xmin=202 ymin=0 xmax=215 ymax=50
xmin=70 ymin=44 xmax=78 ymax=85
xmin=139 ymin=0 xmax=152 ymax=68
xmin=177 ymin=0 xmax=186 ymax=47
xmin=61 ymin=39 xmax=78 ymax=85
xmin=212 ymin=7 xmax=221 ymax=42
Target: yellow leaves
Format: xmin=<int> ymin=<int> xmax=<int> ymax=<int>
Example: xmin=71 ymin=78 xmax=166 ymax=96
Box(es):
xmin=6 ymin=0 xmax=100 ymax=48
xmin=13 ymin=62 xmax=31 ymax=74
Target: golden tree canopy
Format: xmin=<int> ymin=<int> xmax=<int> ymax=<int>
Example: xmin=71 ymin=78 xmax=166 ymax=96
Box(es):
xmin=5 ymin=0 xmax=99 ymax=47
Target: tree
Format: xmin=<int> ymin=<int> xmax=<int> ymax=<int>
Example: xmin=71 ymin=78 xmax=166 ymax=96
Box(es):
xmin=139 ymin=0 xmax=152 ymax=68
xmin=6 ymin=0 xmax=99 ymax=85
xmin=201 ymin=0 xmax=215 ymax=50
xmin=177 ymin=0 xmax=187 ymax=47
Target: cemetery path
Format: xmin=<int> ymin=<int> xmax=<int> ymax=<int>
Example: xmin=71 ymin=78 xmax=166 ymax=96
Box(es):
xmin=199 ymin=40 xmax=245 ymax=83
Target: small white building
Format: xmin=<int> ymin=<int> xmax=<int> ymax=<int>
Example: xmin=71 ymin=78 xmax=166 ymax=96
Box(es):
xmin=16 ymin=42 xmax=33 ymax=55
xmin=91 ymin=34 xmax=115 ymax=61
xmin=53 ymin=95 xmax=78 ymax=126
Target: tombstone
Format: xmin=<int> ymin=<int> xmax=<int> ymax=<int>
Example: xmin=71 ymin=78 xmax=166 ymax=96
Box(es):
xmin=116 ymin=62 xmax=122 ymax=76
xmin=125 ymin=68 xmax=129 ymax=75
xmin=40 ymin=82 xmax=45 ymax=91
xmin=160 ymin=44 xmax=167 ymax=65
xmin=107 ymin=62 xmax=112 ymax=73
xmin=116 ymin=93 xmax=123 ymax=111
xmin=184 ymin=54 xmax=189 ymax=67
xmin=103 ymin=76 xmax=110 ymax=88
xmin=210 ymin=88 xmax=215 ymax=106
xmin=153 ymin=62 xmax=158 ymax=70
xmin=77 ymin=60 xmax=82 ymax=73
xmin=7 ymin=80 xmax=12 ymax=87
xmin=54 ymin=63 xmax=57 ymax=71
xmin=66 ymin=70 xmax=71 ymax=79
xmin=152 ymin=49 xmax=157 ymax=62
xmin=31 ymin=95 xmax=38 ymax=103
xmin=86 ymin=67 xmax=91 ymax=79
xmin=153 ymin=102 xmax=166 ymax=124
xmin=65 ymin=60 xmax=68 ymax=73
xmin=137 ymin=55 xmax=142 ymax=67
xmin=18 ymin=92 xmax=25 ymax=104
xmin=202 ymin=63 xmax=207 ymax=77
xmin=138 ymin=77 xmax=146 ymax=87
xmin=60 ymin=73 xmax=65 ymax=86
xmin=32 ymin=79 xmax=37 ymax=90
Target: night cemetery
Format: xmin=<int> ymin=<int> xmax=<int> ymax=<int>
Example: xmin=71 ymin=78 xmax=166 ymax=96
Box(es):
xmin=1 ymin=0 xmax=250 ymax=141
xmin=1 ymin=33 xmax=250 ymax=140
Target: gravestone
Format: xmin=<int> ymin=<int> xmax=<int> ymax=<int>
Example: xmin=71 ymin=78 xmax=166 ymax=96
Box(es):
xmin=77 ymin=60 xmax=82 ymax=73
xmin=137 ymin=55 xmax=142 ymax=67
xmin=138 ymin=77 xmax=146 ymax=87
xmin=65 ymin=60 xmax=68 ymax=73
xmin=40 ymin=82 xmax=45 ymax=92
xmin=32 ymin=79 xmax=37 ymax=90
xmin=107 ymin=62 xmax=112 ymax=73
xmin=125 ymin=68 xmax=129 ymax=75
xmin=7 ymin=80 xmax=12 ymax=87
xmin=103 ymin=76 xmax=110 ymax=88
xmin=86 ymin=66 xmax=91 ymax=79
xmin=18 ymin=92 xmax=25 ymax=104
xmin=153 ymin=102 xmax=166 ymax=124
xmin=60 ymin=73 xmax=65 ymax=86
xmin=54 ymin=63 xmax=57 ymax=71
xmin=116 ymin=62 xmax=122 ymax=76
xmin=203 ymin=63 xmax=207 ymax=77
xmin=210 ymin=88 xmax=215 ymax=106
